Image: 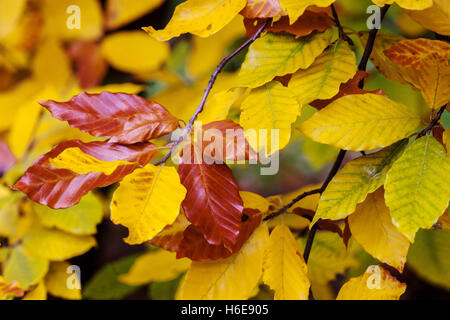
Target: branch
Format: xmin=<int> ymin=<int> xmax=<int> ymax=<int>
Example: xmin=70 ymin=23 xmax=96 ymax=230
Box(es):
xmin=331 ymin=4 xmax=354 ymax=46
xmin=155 ymin=20 xmax=270 ymax=166
xmin=417 ymin=105 xmax=447 ymax=138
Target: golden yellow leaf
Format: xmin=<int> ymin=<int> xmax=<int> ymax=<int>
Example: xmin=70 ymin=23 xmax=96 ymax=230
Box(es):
xmin=372 ymin=0 xmax=433 ymax=10
xmin=288 ymin=40 xmax=358 ymax=106
xmin=178 ymin=224 xmax=269 ymax=299
xmin=267 ymin=214 xmax=311 ymax=230
xmin=23 ymin=281 xmax=47 ymax=300
xmin=298 ymin=94 xmax=422 ymax=151
xmin=263 ymin=225 xmax=310 ymax=300
xmin=22 ymin=227 xmax=96 ymax=261
xmin=105 ymin=0 xmax=164 ymax=30
xmin=349 ymin=189 xmax=410 ymax=272
xmin=42 ymin=0 xmax=103 ymax=41
xmin=278 ymin=0 xmax=335 ymax=23
xmin=240 ymin=81 xmax=300 ymax=154
xmin=197 ymin=88 xmax=246 ymax=124
xmin=111 ymin=164 xmax=187 ymax=245
xmin=443 ymin=129 xmax=450 ymax=157
xmin=314 ymin=141 xmax=407 ymax=223
xmin=44 ymin=261 xmax=81 ymax=300
xmin=238 ymin=29 xmax=333 ymax=88
xmin=337 ymin=265 xmax=406 ymax=300
xmin=385 ymin=135 xmax=450 ymax=238
xmin=0 ymin=0 xmax=26 ymax=39
xmin=240 ymin=191 xmax=270 ymax=214
xmin=49 ymin=147 xmax=137 ymax=176
xmin=281 ymin=184 xmax=321 ymax=213
xmin=101 ymin=31 xmax=169 ymax=74
xmin=144 ymin=0 xmax=247 ymax=41
xmin=119 ymin=250 xmax=191 ymax=285
xmin=404 ymin=0 xmax=450 ymax=36
xmin=415 ymin=58 xmax=450 ymax=109
xmin=4 ymin=245 xmax=49 ymax=289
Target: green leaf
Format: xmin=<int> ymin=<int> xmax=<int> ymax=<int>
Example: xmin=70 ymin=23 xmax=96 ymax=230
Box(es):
xmin=385 ymin=135 xmax=450 ymax=238
xmin=407 ymin=229 xmax=450 ymax=290
xmin=149 ymin=274 xmax=184 ymax=300
xmin=314 ymin=140 xmax=408 ymax=224
xmin=83 ymin=254 xmax=141 ymax=300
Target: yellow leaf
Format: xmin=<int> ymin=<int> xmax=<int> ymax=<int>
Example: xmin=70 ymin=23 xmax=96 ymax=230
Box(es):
xmin=443 ymin=129 xmax=450 ymax=157
xmin=4 ymin=245 xmax=49 ymax=289
xmin=415 ymin=58 xmax=450 ymax=109
xmin=298 ymin=94 xmax=422 ymax=151
xmin=240 ymin=191 xmax=270 ymax=214
xmin=101 ymin=31 xmax=169 ymax=74
xmin=288 ymin=40 xmax=357 ymax=106
xmin=85 ymin=83 xmax=146 ymax=95
xmin=144 ymin=0 xmax=247 ymax=41
xmin=263 ymin=225 xmax=310 ymax=300
xmin=314 ymin=141 xmax=407 ymax=224
xmin=178 ymin=224 xmax=269 ymax=299
xmin=240 ymin=81 xmax=300 ymax=154
xmin=404 ymin=0 xmax=450 ymax=36
xmin=119 ymin=250 xmax=191 ymax=285
xmin=49 ymin=147 xmax=137 ymax=176
xmin=32 ymin=38 xmax=72 ymax=89
xmin=111 ymin=164 xmax=187 ymax=244
xmin=105 ymin=0 xmax=164 ymax=30
xmin=0 ymin=0 xmax=26 ymax=39
xmin=238 ymin=29 xmax=333 ymax=88
xmin=22 ymin=227 xmax=96 ymax=261
xmin=278 ymin=0 xmax=335 ymax=23
xmin=41 ymin=0 xmax=103 ymax=41
xmin=45 ymin=262 xmax=81 ymax=300
xmin=23 ymin=281 xmax=47 ymax=300
xmin=337 ymin=265 xmax=406 ymax=300
xmin=349 ymin=188 xmax=410 ymax=272
xmin=33 ymin=192 xmax=103 ymax=235
xmin=371 ymin=0 xmax=433 ymax=10
xmin=385 ymin=135 xmax=450 ymax=238
xmin=197 ymin=88 xmax=246 ymax=124
xmin=267 ymin=214 xmax=311 ymax=230
xmin=282 ymin=184 xmax=321 ymax=213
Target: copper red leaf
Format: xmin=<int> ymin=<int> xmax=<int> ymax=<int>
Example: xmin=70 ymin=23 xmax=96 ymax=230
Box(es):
xmin=12 ymin=140 xmax=157 ymax=209
xmin=240 ymin=0 xmax=286 ymax=18
xmin=178 ymin=161 xmax=244 ymax=250
xmin=39 ymin=92 xmax=179 ymax=144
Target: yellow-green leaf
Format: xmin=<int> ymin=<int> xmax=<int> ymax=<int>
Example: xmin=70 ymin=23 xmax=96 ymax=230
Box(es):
xmin=298 ymin=94 xmax=422 ymax=151
xmin=101 ymin=31 xmax=169 ymax=74
xmin=314 ymin=140 xmax=407 ymax=224
xmin=337 ymin=265 xmax=406 ymax=300
xmin=238 ymin=29 xmax=333 ymax=88
xmin=119 ymin=250 xmax=190 ymax=285
xmin=278 ymin=0 xmax=335 ymax=23
xmin=23 ymin=281 xmax=47 ymax=300
xmin=385 ymin=135 xmax=450 ymax=238
xmin=178 ymin=224 xmax=269 ymax=299
xmin=111 ymin=164 xmax=187 ymax=245
xmin=45 ymin=261 xmax=81 ymax=300
xmin=143 ymin=0 xmax=247 ymax=41
xmin=22 ymin=228 xmax=96 ymax=261
xmin=4 ymin=245 xmax=49 ymax=289
xmin=240 ymin=81 xmax=300 ymax=154
xmin=33 ymin=192 xmax=103 ymax=235
xmin=349 ymin=188 xmax=410 ymax=272
xmin=288 ymin=40 xmax=357 ymax=106
xmin=263 ymin=225 xmax=310 ymax=300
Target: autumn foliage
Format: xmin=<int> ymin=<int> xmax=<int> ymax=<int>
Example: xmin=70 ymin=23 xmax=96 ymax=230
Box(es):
xmin=0 ymin=0 xmax=449 ymax=301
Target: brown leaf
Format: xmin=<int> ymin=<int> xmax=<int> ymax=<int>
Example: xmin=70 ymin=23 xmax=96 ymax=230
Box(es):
xmin=13 ymin=140 xmax=157 ymax=209
xmin=40 ymin=92 xmax=179 ymax=144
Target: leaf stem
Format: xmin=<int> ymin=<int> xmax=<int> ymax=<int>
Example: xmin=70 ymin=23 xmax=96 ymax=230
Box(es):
xmin=417 ymin=105 xmax=447 ymax=138
xmin=154 ymin=20 xmax=270 ymax=166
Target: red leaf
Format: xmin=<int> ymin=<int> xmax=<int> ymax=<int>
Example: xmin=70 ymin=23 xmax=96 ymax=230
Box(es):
xmin=310 ymin=71 xmax=386 ymax=110
xmin=39 ymin=92 xmax=179 ymax=144
xmin=12 ymin=140 xmax=157 ymax=209
xmin=178 ymin=161 xmax=244 ymax=250
xmin=199 ymin=120 xmax=258 ymax=162
xmin=68 ymin=41 xmax=108 ymax=89
xmin=244 ymin=11 xmax=333 ymax=39
xmin=0 ymin=140 xmax=15 ymax=175
xmin=240 ymin=0 xmax=286 ymax=18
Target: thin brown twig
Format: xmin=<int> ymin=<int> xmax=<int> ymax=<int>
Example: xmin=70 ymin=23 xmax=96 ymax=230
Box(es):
xmin=154 ymin=20 xmax=270 ymax=166
xmin=331 ymin=4 xmax=354 ymax=46
xmin=417 ymin=105 xmax=447 ymax=138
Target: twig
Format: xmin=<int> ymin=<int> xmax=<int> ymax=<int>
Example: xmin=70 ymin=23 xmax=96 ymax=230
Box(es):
xmin=358 ymin=5 xmax=390 ymax=88
xmin=154 ymin=20 xmax=270 ymax=166
xmin=417 ymin=105 xmax=447 ymax=138
xmin=331 ymin=4 xmax=354 ymax=46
